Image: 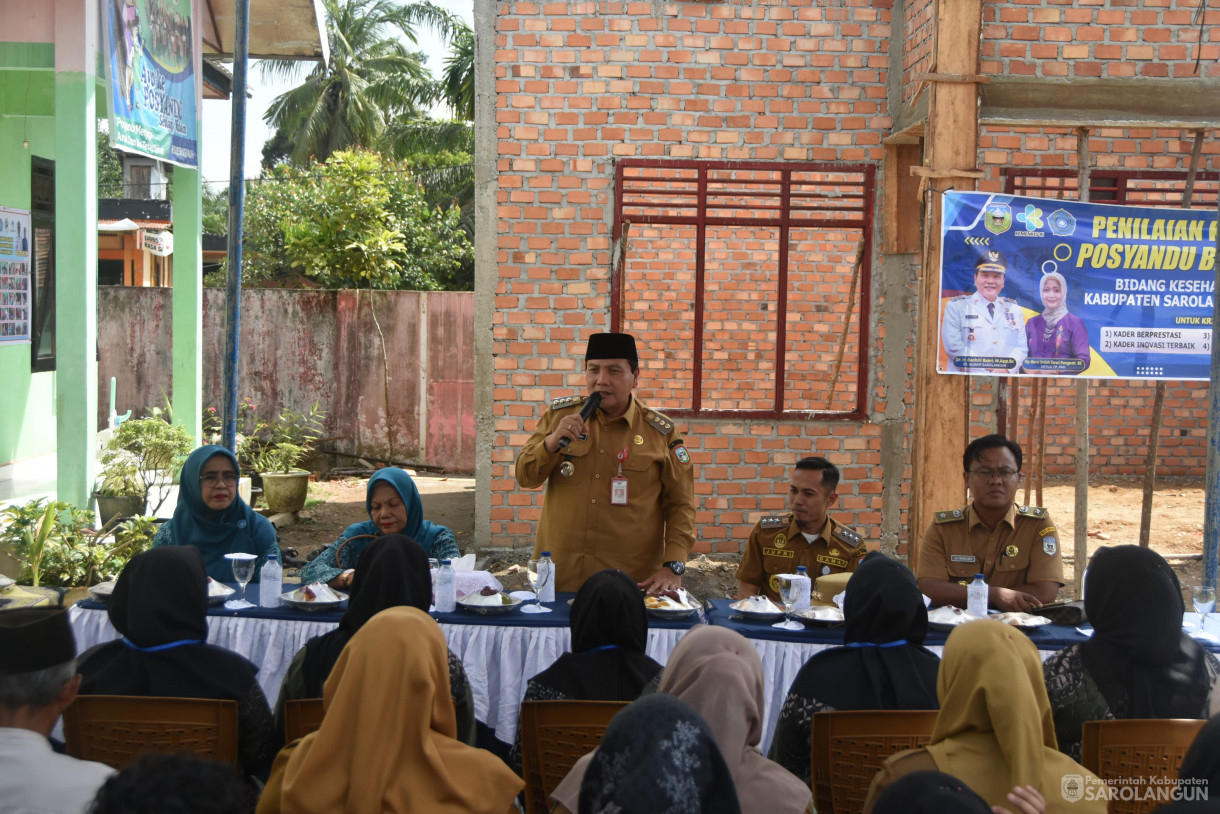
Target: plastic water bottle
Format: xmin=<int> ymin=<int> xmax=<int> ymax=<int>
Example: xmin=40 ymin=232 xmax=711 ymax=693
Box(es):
xmin=967 ymin=573 xmax=989 ymax=618
xmin=259 ymin=557 xmax=282 ymax=608
xmin=794 ymin=565 xmax=812 ymax=611
xmin=537 ymin=551 xmax=556 ymax=603
xmin=436 ymin=559 xmax=457 ymax=612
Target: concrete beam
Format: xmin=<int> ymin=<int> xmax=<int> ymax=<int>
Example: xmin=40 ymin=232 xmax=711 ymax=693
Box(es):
xmin=473 ymin=0 xmax=497 ymax=550
xmin=980 ymin=77 xmax=1220 ymax=129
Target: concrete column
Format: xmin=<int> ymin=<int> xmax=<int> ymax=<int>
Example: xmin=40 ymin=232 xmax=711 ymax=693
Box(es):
xmin=472 ymin=0 xmax=497 ymax=549
xmin=172 ymin=166 xmax=202 ymax=445
xmin=54 ymin=0 xmax=99 ymax=507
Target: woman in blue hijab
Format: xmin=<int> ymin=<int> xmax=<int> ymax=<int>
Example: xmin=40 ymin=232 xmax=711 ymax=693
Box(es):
xmin=299 ymin=468 xmax=459 ymax=588
xmin=152 ymin=445 xmax=280 ymax=583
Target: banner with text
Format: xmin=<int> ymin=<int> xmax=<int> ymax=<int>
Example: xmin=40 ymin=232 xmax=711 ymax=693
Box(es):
xmin=103 ymin=0 xmax=199 ymax=168
xmin=0 ymin=207 xmax=32 ymax=344
xmin=938 ymin=191 xmax=1217 ymax=381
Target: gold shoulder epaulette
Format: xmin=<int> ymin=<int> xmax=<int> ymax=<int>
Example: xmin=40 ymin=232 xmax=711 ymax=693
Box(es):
xmin=1016 ymin=505 xmax=1047 ymax=519
xmin=644 ymin=409 xmax=674 ymax=435
xmin=550 ymin=395 xmax=585 ymax=410
xmin=934 ymin=508 xmax=967 ymax=524
xmin=758 ymin=515 xmax=787 ymax=530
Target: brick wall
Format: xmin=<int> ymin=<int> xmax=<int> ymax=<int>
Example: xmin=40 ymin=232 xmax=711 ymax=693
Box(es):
xmin=492 ymin=0 xmax=1216 ymax=557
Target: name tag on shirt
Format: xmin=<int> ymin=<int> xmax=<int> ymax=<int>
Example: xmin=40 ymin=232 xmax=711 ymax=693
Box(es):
xmin=950 ymin=554 xmax=977 ymax=563
xmin=610 ymin=476 xmax=628 ymax=505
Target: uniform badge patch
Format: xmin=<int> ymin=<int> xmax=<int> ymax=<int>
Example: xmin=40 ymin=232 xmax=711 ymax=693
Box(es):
xmin=1043 ymin=537 xmax=1058 ymax=556
xmin=674 ymin=445 xmax=690 ymax=464
xmin=759 ymin=516 xmax=786 ymax=530
xmin=773 ymin=533 xmax=787 ymax=548
xmin=1004 ymin=544 xmax=1019 ymax=558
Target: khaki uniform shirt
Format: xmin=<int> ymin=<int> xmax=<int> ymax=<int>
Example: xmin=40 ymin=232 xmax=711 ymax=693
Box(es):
xmin=917 ymin=503 xmax=1064 ymax=589
xmin=515 ymin=395 xmax=695 ymax=592
xmin=736 ymin=513 xmax=865 ymax=601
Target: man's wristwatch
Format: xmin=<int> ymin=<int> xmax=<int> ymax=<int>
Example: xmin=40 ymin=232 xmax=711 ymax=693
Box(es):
xmin=662 ymin=560 xmax=686 ymax=576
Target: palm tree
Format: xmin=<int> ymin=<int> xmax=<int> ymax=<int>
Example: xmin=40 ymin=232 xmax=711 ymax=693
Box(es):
xmin=442 ymin=22 xmax=473 ymax=122
xmin=261 ymin=0 xmax=460 ymax=166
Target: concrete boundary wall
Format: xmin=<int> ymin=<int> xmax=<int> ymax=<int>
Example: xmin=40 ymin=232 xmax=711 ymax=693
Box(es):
xmin=96 ymin=287 xmax=476 ymax=472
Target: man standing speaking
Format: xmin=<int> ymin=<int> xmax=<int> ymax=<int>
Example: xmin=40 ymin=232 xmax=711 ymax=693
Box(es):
xmin=515 ymin=333 xmax=695 ymax=594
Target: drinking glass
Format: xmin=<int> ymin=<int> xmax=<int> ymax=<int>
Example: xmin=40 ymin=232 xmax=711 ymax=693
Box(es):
xmin=225 ymin=553 xmax=257 ymax=609
xmin=772 ymin=574 xmax=803 ymax=631
xmin=1192 ymin=585 xmax=1216 ymax=639
xmin=521 ymin=558 xmax=551 ymax=614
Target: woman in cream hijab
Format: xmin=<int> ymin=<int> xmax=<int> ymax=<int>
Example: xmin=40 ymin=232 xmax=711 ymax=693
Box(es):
xmin=1024 ymin=270 xmax=1090 ymax=373
xmin=256 ymin=606 xmax=522 ymax=814
xmin=863 ymin=619 xmax=1105 ymax=814
xmin=552 ymin=626 xmax=812 ymax=814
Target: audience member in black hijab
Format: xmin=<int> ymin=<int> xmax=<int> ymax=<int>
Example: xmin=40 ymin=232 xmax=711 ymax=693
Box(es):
xmin=1179 ymin=714 xmax=1220 ymax=795
xmin=769 ymin=552 xmax=940 ymax=784
xmin=559 ymin=694 xmax=742 ymax=814
xmin=77 ymin=547 xmax=275 ymax=781
xmin=1044 ymin=545 xmax=1220 ymax=760
xmin=508 ymin=569 xmax=663 ymax=773
xmin=274 ymin=534 xmax=475 ymax=744
xmin=871 ymin=771 xmax=1046 ymax=814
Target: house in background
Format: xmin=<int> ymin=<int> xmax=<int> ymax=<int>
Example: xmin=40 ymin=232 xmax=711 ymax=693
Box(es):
xmin=0 ymin=0 xmax=325 ymax=508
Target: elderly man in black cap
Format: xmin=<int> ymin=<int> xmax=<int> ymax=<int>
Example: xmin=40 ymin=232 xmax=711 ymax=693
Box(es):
xmin=941 ymin=250 xmax=1028 ymax=374
xmin=0 ymin=608 xmax=114 ymax=812
xmin=516 ymin=332 xmax=695 ymax=594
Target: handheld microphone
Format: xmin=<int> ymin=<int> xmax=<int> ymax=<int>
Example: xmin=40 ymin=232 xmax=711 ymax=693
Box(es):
xmin=556 ymin=392 xmax=602 ymax=451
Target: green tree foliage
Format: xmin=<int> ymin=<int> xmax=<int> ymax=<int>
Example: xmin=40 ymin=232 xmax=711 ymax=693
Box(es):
xmin=97 ymin=127 xmax=125 ymax=198
xmin=260 ymin=0 xmax=459 ymax=166
xmin=242 ymin=149 xmax=471 ymax=290
xmin=202 ymin=186 xmax=229 ymax=234
xmin=442 ymin=22 xmax=473 ymax=122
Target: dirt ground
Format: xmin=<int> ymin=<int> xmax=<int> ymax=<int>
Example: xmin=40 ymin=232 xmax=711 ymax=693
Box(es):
xmin=275 ymin=473 xmax=1209 ymax=601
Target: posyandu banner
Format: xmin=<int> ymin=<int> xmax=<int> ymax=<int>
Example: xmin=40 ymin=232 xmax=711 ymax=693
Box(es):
xmin=938 ymin=191 xmax=1217 ymax=381
xmin=103 ymin=0 xmax=199 ymax=168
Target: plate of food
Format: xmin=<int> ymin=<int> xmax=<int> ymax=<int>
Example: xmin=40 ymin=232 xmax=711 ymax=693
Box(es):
xmin=206 ymin=578 xmax=235 ymax=607
xmin=927 ymin=605 xmax=985 ymax=630
xmin=729 ymin=595 xmax=787 ymax=622
xmin=281 ymin=583 xmax=348 ymax=611
xmin=644 ymin=589 xmax=700 ymax=619
xmin=88 ymin=580 xmax=117 ymax=602
xmin=990 ymin=611 xmax=1052 ymax=630
xmin=794 ymin=605 xmax=845 ymax=626
xmin=457 ymin=587 xmax=523 ymax=615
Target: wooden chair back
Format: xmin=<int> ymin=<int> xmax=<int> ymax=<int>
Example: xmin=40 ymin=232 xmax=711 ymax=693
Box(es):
xmin=284 ymin=698 xmax=326 ymax=743
xmin=63 ymin=695 xmax=239 ymax=769
xmin=1080 ymin=718 xmax=1206 ymax=814
xmin=812 ymin=709 xmax=939 ymax=814
xmin=519 ymin=700 xmax=628 ymax=814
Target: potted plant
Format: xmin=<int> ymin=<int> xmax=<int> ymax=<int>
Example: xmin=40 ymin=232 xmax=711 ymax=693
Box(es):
xmin=94 ymin=459 xmax=146 ymax=525
xmin=97 ymin=416 xmax=193 ymax=519
xmin=243 ymin=402 xmax=326 ymax=514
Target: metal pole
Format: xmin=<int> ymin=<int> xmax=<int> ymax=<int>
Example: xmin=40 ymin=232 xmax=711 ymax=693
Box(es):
xmin=222 ymin=0 xmax=250 ymax=452
xmin=1073 ymin=127 xmax=1091 ymax=599
xmin=1204 ymin=132 xmax=1220 ymax=590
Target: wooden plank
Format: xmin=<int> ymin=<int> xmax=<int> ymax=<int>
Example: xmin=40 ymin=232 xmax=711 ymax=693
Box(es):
xmin=910 ymin=0 xmax=984 ymax=569
xmin=884 ymin=143 xmax=923 ymax=255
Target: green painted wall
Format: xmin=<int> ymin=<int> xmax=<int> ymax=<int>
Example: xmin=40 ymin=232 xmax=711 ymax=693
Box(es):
xmin=0 ymin=98 xmax=57 ymax=466
xmin=172 ymin=165 xmax=202 ymax=445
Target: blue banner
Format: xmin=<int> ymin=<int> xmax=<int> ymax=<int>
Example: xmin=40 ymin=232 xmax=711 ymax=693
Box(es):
xmin=938 ymin=191 xmax=1217 ymax=381
xmin=103 ymin=0 xmax=199 ymax=168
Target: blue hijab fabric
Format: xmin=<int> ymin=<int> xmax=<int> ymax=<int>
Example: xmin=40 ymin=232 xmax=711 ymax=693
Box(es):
xmin=163 ymin=445 xmax=279 ymax=583
xmin=334 ymin=468 xmax=444 ymax=560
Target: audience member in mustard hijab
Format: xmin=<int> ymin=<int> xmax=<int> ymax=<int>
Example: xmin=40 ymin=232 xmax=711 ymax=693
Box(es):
xmin=863 ymin=619 xmax=1106 ymax=814
xmin=256 ymin=606 xmax=522 ymax=814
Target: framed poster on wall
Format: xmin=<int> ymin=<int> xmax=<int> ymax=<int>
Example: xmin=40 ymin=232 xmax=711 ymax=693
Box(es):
xmin=0 ymin=206 xmax=32 ymax=344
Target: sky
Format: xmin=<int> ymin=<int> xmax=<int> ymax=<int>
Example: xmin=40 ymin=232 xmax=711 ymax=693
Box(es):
xmin=197 ymin=0 xmax=473 ymax=191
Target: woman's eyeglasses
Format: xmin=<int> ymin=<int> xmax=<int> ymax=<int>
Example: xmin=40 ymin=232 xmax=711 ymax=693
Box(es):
xmin=200 ymin=472 xmax=239 ymax=487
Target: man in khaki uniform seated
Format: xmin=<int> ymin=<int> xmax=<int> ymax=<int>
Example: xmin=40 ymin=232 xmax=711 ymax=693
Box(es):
xmin=917 ymin=433 xmax=1063 ymax=612
xmin=735 ymin=457 xmax=869 ymax=601
xmin=515 ymin=332 xmax=695 ymax=595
